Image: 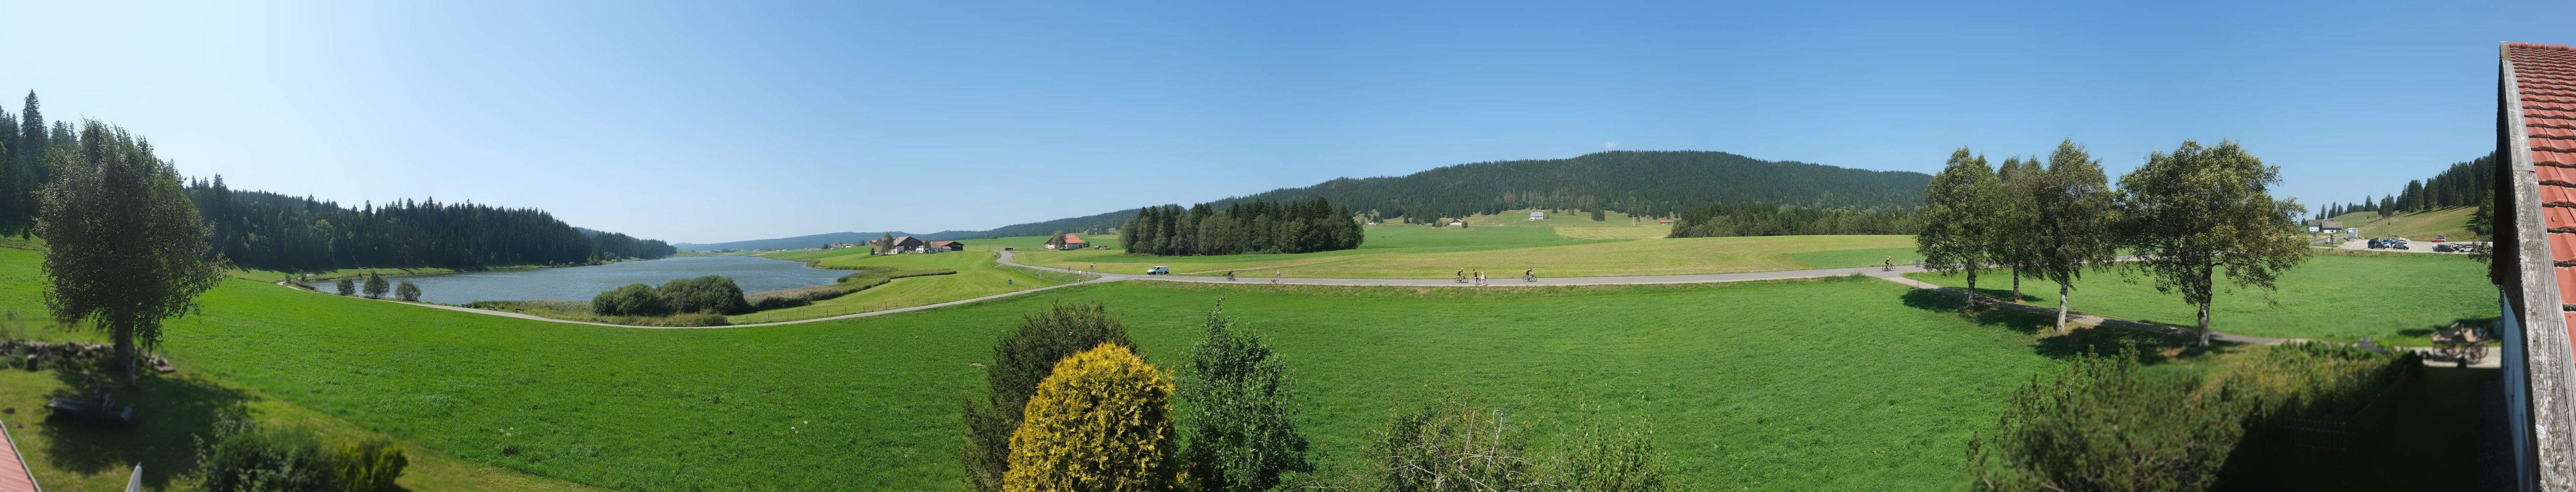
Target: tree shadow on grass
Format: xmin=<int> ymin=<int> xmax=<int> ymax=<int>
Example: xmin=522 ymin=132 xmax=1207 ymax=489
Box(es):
xmin=36 ymin=356 xmax=252 ymax=490
xmin=1899 ymin=289 xmax=2051 ymax=335
xmin=1899 ymin=288 xmax=2225 ymax=365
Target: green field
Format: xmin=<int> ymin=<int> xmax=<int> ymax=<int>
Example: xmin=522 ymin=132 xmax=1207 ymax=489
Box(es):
xmin=2331 ymin=206 xmax=2481 ymax=242
xmin=1905 ymin=251 xmax=2496 ymax=345
xmin=726 ymin=250 xmax=1082 ymax=323
xmin=0 ymin=243 xmax=2171 ymax=491
xmin=1013 ymin=226 xmax=1919 ymax=278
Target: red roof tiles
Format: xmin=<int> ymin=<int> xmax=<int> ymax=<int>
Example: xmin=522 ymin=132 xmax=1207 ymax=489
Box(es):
xmin=2511 ymin=42 xmax=2576 ymax=314
xmin=0 ymin=421 xmax=36 ymax=492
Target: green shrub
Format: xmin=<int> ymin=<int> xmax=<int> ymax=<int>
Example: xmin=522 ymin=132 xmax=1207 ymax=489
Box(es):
xmin=393 ymin=281 xmax=421 ymax=302
xmin=1002 ymin=343 xmax=1177 ymax=492
xmin=332 ymin=439 xmax=409 ymax=492
xmin=1370 ymin=395 xmax=1549 ymax=492
xmin=194 ymin=409 xmax=408 ymax=492
xmin=2213 ymin=342 xmax=2413 ymax=421
xmin=659 ymin=275 xmax=750 ymax=315
xmin=1966 ymin=349 xmax=2245 ymax=492
xmin=1180 ymin=300 xmax=1311 ymax=492
xmin=591 ymin=283 xmax=671 ymax=317
xmin=963 ymin=302 xmax=1133 ymax=492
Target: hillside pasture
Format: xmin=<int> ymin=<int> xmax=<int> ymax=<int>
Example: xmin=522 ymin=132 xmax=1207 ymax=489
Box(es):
xmin=2330 ymin=206 xmax=2480 ymax=242
xmin=1905 ymin=250 xmax=2493 ymax=345
xmin=726 ymin=250 xmax=1075 ymax=323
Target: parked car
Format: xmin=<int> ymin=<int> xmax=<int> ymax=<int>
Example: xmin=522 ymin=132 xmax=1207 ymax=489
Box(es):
xmin=2367 ymin=238 xmax=2388 ymax=249
xmin=1146 ymin=266 xmax=1171 ymax=275
xmin=2434 ymin=243 xmax=2457 ymax=253
xmin=2434 ymin=234 xmax=2448 ymax=242
xmin=2390 ymin=240 xmax=2411 ymax=249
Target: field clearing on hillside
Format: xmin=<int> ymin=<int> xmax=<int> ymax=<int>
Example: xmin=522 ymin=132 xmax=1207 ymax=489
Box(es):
xmin=2331 ymin=206 xmax=2480 ymax=242
xmin=1017 ymin=229 xmax=1915 ymax=278
xmin=4 ymin=238 xmax=2189 ymax=491
xmin=726 ymin=251 xmax=1075 ymax=323
xmin=1906 ymin=251 xmax=2493 ymax=345
xmin=1461 ymin=209 xmax=1651 ymax=227
xmin=1554 ymin=224 xmax=1673 ymax=239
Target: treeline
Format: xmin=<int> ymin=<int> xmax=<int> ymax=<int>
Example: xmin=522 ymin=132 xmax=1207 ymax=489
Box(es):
xmin=1119 ymin=197 xmax=1363 ymax=256
xmin=188 ymin=177 xmax=676 ymax=272
xmin=1667 ymin=202 xmax=1919 ymax=238
xmin=2320 ymin=153 xmax=2496 ymax=219
xmin=0 ymin=91 xmax=673 ymax=272
xmin=0 ymin=92 xmax=61 ymax=235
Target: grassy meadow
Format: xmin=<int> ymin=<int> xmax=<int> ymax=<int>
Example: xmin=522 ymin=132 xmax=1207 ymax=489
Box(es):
xmin=1905 ymin=250 xmax=2496 ymax=345
xmin=1012 ymin=225 xmax=1919 ymax=278
xmin=0 ymin=243 xmax=2185 ymax=491
xmin=726 ymin=250 xmax=1081 ymax=323
xmin=2331 ymin=206 xmax=2481 ymax=242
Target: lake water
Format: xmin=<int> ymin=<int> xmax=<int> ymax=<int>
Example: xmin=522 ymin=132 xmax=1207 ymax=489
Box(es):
xmin=389 ymin=256 xmax=850 ymax=305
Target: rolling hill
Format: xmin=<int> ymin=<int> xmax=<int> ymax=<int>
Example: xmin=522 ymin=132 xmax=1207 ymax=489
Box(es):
xmin=696 ymin=150 xmax=1932 ymax=249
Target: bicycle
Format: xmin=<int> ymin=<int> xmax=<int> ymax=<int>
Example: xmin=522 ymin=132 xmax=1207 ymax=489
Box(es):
xmin=1225 ymin=271 xmax=1236 ymax=282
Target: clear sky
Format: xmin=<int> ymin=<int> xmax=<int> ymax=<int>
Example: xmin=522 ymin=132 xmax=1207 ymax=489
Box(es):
xmin=1 ymin=0 xmax=2560 ymax=244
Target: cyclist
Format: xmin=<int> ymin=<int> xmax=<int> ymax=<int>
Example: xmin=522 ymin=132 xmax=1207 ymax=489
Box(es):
xmin=1883 ymin=256 xmax=1894 ymax=271
xmin=1524 ymin=268 xmax=1535 ymax=282
xmin=1457 ymin=269 xmax=1468 ymax=283
xmin=1225 ymin=270 xmax=1236 ymax=281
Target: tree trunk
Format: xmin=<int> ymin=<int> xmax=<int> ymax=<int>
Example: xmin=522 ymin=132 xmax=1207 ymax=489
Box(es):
xmin=2056 ymin=282 xmax=2071 ymax=334
xmin=2011 ymin=270 xmax=2022 ymax=304
xmin=114 ymin=320 xmax=136 ymax=388
xmin=2196 ymin=302 xmax=2212 ymax=348
xmin=1965 ymin=269 xmax=1979 ymax=308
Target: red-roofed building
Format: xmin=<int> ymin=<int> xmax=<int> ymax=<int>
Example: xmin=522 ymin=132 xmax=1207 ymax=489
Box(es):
xmin=2492 ymin=41 xmax=2576 ymax=489
xmin=928 ymin=240 xmax=966 ymax=252
xmin=1045 ymin=234 xmax=1088 ymax=250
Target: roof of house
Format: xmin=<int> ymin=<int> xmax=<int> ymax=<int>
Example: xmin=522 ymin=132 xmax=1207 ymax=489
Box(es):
xmin=1060 ymin=234 xmax=1087 ymax=244
xmin=2510 ymin=43 xmax=2576 ymax=312
xmin=2501 ymin=41 xmax=2576 ymax=486
xmin=929 ymin=241 xmax=962 ymax=247
xmin=0 ymin=420 xmax=36 ymax=492
xmin=891 ymin=236 xmax=919 ymax=244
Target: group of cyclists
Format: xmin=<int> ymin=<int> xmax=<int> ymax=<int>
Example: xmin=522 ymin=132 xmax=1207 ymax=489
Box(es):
xmin=1455 ymin=268 xmax=1536 ymax=285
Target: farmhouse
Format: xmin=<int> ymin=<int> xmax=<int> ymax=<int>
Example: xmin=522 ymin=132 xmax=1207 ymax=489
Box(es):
xmin=874 ymin=236 xmax=925 ymax=253
xmin=928 ymin=240 xmax=966 ymax=252
xmin=1529 ymin=211 xmax=1545 ymax=221
xmin=1045 ymin=234 xmax=1088 ymax=250
xmin=2301 ymin=219 xmax=2345 ymax=233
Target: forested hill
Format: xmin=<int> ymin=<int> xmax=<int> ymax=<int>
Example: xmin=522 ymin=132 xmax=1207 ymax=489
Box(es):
xmin=187 ymin=177 xmax=677 ymax=272
xmin=940 ymin=150 xmax=1929 ymax=236
xmin=1221 ymin=150 xmax=1929 ymax=222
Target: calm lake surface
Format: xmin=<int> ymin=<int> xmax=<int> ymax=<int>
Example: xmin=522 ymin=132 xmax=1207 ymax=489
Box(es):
xmin=390 ymin=256 xmax=848 ymax=305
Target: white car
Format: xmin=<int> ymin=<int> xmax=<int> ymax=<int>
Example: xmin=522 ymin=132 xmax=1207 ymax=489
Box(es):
xmin=1146 ymin=266 xmax=1171 ymax=275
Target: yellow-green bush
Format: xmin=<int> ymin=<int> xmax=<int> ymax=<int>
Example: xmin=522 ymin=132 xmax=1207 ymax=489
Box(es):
xmin=1003 ymin=344 xmax=1177 ymax=492
xmin=333 ymin=439 xmax=409 ymax=492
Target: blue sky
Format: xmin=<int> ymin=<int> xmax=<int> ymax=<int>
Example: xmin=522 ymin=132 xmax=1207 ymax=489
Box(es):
xmin=0 ymin=0 xmax=2559 ymax=244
